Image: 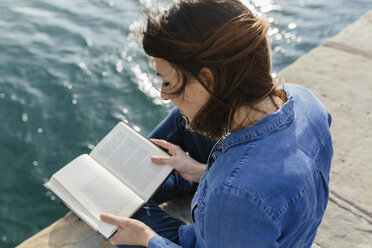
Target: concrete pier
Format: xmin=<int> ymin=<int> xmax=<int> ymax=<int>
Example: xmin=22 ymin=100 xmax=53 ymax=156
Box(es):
xmin=17 ymin=9 xmax=372 ymax=248
xmin=279 ymin=9 xmax=372 ymax=247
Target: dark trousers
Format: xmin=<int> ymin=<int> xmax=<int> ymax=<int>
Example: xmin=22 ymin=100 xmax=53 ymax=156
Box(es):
xmin=118 ymin=108 xmax=216 ymax=247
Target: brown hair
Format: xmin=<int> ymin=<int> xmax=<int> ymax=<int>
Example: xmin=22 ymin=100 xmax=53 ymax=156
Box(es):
xmin=142 ymin=0 xmax=286 ymax=140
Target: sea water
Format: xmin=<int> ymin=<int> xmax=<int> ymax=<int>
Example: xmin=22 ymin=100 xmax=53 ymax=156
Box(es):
xmin=1 ymin=0 xmax=371 ymax=247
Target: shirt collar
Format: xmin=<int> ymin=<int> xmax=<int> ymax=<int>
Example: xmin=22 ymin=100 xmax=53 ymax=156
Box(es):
xmin=220 ymin=94 xmax=295 ymax=153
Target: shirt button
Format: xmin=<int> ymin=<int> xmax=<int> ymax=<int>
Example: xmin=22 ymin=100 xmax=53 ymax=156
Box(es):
xmin=212 ymin=154 xmax=217 ymax=160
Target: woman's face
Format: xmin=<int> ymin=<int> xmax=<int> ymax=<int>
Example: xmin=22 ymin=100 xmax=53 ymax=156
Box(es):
xmin=154 ymin=58 xmax=210 ymax=122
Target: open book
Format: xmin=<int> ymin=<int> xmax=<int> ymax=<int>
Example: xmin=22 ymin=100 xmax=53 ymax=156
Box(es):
xmin=44 ymin=122 xmax=173 ymax=240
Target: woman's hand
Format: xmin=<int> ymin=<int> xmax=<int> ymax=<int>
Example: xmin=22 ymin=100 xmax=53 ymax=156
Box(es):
xmin=100 ymin=213 xmax=157 ymax=247
xmin=150 ymin=138 xmax=206 ymax=182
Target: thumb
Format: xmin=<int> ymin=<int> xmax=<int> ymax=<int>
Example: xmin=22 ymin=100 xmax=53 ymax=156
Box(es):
xmin=100 ymin=213 xmax=122 ymax=226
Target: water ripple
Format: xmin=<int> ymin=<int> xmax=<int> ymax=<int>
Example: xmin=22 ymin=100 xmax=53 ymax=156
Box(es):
xmin=1 ymin=0 xmax=372 ymax=247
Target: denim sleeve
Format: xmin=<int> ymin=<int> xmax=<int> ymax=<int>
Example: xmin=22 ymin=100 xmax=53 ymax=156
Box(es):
xmin=148 ymin=235 xmax=181 ymax=248
xmin=204 ymin=188 xmax=280 ymax=248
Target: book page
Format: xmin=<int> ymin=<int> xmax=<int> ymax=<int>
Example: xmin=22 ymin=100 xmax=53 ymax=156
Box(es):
xmin=45 ymin=179 xmax=118 ymax=239
xmin=90 ymin=122 xmax=173 ymax=201
xmin=52 ymin=154 xmax=145 ymax=221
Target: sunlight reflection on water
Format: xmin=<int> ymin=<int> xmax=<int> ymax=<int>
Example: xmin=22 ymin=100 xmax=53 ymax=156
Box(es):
xmin=1 ymin=0 xmax=371 ymax=247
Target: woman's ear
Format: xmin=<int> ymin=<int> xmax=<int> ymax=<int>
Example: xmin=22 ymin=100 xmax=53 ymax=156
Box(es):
xmin=199 ymin=67 xmax=215 ymax=92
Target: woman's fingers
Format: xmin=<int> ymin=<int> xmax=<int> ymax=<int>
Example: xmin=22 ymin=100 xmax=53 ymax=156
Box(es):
xmin=100 ymin=213 xmax=157 ymax=246
xmin=151 ymin=155 xmax=174 ymax=166
xmin=150 ymin=138 xmax=177 ymax=151
xmin=100 ymin=213 xmax=123 ymax=226
xmin=150 ymin=139 xmax=179 ymax=167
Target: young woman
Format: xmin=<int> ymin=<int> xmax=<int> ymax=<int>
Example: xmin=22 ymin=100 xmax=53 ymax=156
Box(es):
xmin=100 ymin=0 xmax=334 ymax=247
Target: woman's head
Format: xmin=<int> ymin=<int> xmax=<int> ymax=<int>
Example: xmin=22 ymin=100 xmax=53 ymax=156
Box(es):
xmin=143 ymin=0 xmax=286 ymax=140
xmin=154 ymin=57 xmax=211 ymax=124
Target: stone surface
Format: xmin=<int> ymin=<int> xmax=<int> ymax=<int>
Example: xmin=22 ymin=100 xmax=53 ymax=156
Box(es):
xmin=327 ymin=10 xmax=372 ymax=56
xmin=17 ymin=212 xmax=115 ymax=248
xmin=278 ymin=10 xmax=372 ymax=220
xmin=312 ymin=201 xmax=372 ymax=248
xmin=160 ymin=195 xmax=193 ymax=224
xmin=17 ymin=9 xmax=372 ymax=248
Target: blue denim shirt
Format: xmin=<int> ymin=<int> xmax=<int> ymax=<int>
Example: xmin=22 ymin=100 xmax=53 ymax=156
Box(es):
xmin=149 ymin=83 xmax=333 ymax=248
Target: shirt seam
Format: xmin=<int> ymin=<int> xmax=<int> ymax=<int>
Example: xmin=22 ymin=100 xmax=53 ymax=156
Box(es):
xmin=313 ymin=132 xmax=332 ymax=171
xmin=221 ymin=184 xmax=280 ymax=223
xmin=222 ymin=110 xmax=295 ymax=152
xmin=273 ymin=132 xmax=332 ymax=218
xmin=223 ymin=132 xmax=331 ymax=220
